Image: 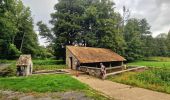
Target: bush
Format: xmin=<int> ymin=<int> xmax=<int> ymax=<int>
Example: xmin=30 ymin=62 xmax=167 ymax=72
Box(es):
xmin=7 ymin=44 xmax=21 ymax=59
xmin=0 ymin=66 xmax=16 ymax=77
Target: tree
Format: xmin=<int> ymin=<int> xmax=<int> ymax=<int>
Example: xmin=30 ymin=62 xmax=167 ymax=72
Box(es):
xmin=0 ymin=0 xmax=18 ymax=58
xmin=37 ymin=21 xmax=53 ymax=43
xmin=166 ymin=31 xmax=170 ymax=56
xmin=50 ymin=0 xmax=85 ymax=59
xmin=155 ymin=33 xmax=168 ymax=56
xmin=0 ymin=0 xmax=39 ymax=59
xmin=46 ymin=0 xmax=126 ymax=59
xmin=124 ymin=18 xmax=143 ymax=61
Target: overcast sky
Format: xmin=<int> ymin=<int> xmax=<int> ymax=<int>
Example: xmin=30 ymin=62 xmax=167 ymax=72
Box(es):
xmin=22 ymin=0 xmax=170 ymax=45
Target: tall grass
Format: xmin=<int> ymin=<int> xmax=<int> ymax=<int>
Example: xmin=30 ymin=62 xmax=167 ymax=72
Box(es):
xmin=108 ymin=69 xmax=170 ymax=93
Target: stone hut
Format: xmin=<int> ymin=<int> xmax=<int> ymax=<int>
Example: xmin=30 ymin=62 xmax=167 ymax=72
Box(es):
xmin=66 ymin=46 xmax=126 ymax=70
xmin=16 ymin=55 xmax=33 ymax=76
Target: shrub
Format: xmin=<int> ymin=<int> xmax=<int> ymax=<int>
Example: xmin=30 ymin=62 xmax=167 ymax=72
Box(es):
xmin=7 ymin=44 xmax=21 ymax=59
xmin=0 ymin=66 xmax=16 ymax=77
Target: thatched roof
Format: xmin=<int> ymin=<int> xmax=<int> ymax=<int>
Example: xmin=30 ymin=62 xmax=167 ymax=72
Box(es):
xmin=16 ymin=55 xmax=32 ymax=66
xmin=67 ymin=46 xmax=126 ymax=63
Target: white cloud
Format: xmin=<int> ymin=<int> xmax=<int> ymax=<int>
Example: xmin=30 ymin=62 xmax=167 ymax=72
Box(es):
xmin=114 ymin=0 xmax=170 ymax=37
xmin=22 ymin=0 xmax=58 ymax=46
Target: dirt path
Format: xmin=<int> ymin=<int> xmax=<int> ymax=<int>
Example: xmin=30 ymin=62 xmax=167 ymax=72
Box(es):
xmin=73 ymin=74 xmax=170 ymax=100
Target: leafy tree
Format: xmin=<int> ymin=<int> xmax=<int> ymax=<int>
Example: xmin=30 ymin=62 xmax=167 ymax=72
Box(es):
xmin=154 ymin=33 xmax=168 ymax=56
xmin=37 ymin=21 xmax=53 ymax=43
xmin=167 ymin=31 xmax=170 ymax=56
xmin=0 ymin=0 xmax=39 ymax=59
xmin=50 ymin=0 xmax=85 ymax=59
xmin=44 ymin=0 xmax=126 ymax=59
xmin=124 ymin=18 xmax=143 ymax=61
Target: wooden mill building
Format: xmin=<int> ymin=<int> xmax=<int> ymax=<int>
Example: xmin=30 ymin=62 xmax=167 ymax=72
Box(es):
xmin=16 ymin=55 xmax=33 ymax=76
xmin=66 ymin=46 xmax=126 ymax=70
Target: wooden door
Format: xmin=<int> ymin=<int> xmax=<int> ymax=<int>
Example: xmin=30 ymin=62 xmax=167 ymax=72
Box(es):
xmin=69 ymin=57 xmax=73 ymax=69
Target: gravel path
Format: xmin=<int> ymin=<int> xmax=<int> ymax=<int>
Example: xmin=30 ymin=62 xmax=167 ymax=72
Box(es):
xmin=73 ymin=74 xmax=170 ymax=100
xmin=0 ymin=90 xmax=91 ymax=100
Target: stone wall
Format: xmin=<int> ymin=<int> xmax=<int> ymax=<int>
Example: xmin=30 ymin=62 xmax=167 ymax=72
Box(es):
xmin=66 ymin=48 xmax=78 ymax=70
xmin=79 ymin=66 xmax=124 ymax=78
xmin=80 ymin=66 xmax=101 ymax=78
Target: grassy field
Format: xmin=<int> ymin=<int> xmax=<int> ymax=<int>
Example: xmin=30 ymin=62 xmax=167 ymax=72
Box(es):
xmin=128 ymin=57 xmax=170 ymax=68
xmin=32 ymin=59 xmax=66 ymax=71
xmin=128 ymin=61 xmax=170 ymax=68
xmin=0 ymin=74 xmax=109 ymax=100
xmin=108 ymin=57 xmax=170 ymax=94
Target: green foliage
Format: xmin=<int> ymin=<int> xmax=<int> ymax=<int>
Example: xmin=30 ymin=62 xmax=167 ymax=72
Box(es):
xmin=108 ymin=69 xmax=170 ymax=94
xmin=0 ymin=0 xmax=39 ymax=59
xmin=33 ymin=59 xmax=64 ymax=65
xmin=124 ymin=18 xmax=151 ymax=61
xmin=166 ymin=32 xmax=170 ymax=56
xmin=32 ymin=59 xmax=66 ymax=71
xmin=37 ymin=21 xmax=53 ymax=43
xmin=7 ymin=44 xmax=21 ymax=59
xmin=39 ymin=0 xmax=126 ymax=59
xmin=0 ymin=66 xmax=16 ymax=77
xmin=35 ymin=46 xmax=54 ymax=59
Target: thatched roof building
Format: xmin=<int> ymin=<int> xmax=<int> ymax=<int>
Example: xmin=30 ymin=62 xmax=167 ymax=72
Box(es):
xmin=66 ymin=46 xmax=126 ymax=70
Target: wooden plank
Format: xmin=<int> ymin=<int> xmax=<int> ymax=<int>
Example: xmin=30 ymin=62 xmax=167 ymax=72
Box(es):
xmin=105 ymin=67 xmax=145 ymax=77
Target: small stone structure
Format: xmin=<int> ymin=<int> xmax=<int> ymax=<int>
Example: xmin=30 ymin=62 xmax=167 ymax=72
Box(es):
xmin=16 ymin=55 xmax=33 ymax=76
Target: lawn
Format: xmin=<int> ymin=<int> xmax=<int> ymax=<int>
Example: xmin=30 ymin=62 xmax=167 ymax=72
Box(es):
xmin=128 ymin=61 xmax=170 ymax=68
xmin=127 ymin=57 xmax=170 ymax=68
xmin=0 ymin=74 xmax=109 ymax=100
xmin=0 ymin=74 xmax=86 ymax=92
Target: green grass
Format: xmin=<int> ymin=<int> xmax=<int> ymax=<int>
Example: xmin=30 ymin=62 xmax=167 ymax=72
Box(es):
xmin=33 ymin=59 xmax=66 ymax=71
xmin=0 ymin=74 xmax=87 ymax=92
xmin=128 ymin=61 xmax=170 ymax=68
xmin=127 ymin=57 xmax=170 ymax=68
xmin=33 ymin=65 xmax=66 ymax=71
xmin=145 ymin=57 xmax=170 ymax=62
xmin=0 ymin=74 xmax=109 ymax=100
xmin=33 ymin=59 xmax=64 ymax=65
xmin=108 ymin=68 xmax=170 ymax=94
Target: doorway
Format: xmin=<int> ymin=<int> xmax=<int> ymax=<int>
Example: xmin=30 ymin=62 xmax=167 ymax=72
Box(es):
xmin=69 ymin=57 xmax=73 ymax=69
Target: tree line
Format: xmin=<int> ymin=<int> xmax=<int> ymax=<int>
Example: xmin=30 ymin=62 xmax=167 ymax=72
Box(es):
xmin=0 ymin=0 xmax=170 ymax=61
xmin=0 ymin=0 xmax=52 ymax=59
xmin=38 ymin=0 xmax=170 ymax=61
